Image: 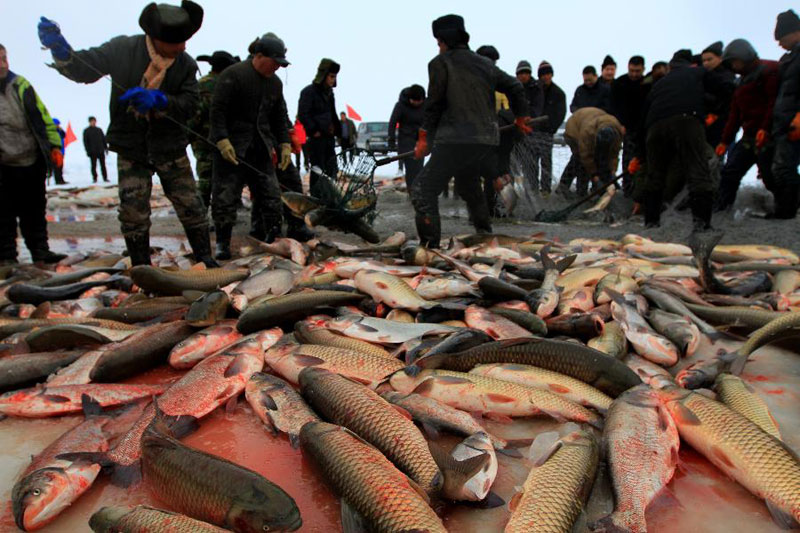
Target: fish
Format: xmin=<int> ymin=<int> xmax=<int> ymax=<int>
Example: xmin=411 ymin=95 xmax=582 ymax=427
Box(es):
xmin=504 ymin=428 xmax=599 ymax=533
xmin=130 ymin=265 xmax=249 ymax=296
xmin=683 ymin=302 xmax=785 ymax=330
xmin=416 ymin=275 xmax=480 ymax=299
xmin=264 ymin=343 xmax=403 ymax=385
xmin=237 ymin=290 xmax=364 ymax=333
xmin=773 ymin=270 xmax=800 ymax=295
xmin=656 ymin=385 xmax=800 ymax=529
xmin=0 ymin=383 xmax=167 ymax=417
xmin=557 ymin=287 xmax=595 ymax=315
xmin=414 ymin=338 xmax=642 ymax=397
xmin=7 ymin=276 xmax=125 ymax=305
xmin=478 ymin=276 xmax=530 ymax=301
xmin=89 ymin=505 xmax=229 ymax=532
xmin=185 ymin=290 xmax=230 ymax=327
xmin=431 ymin=250 xmax=503 ymax=282
xmin=714 ymin=374 xmax=782 ymax=440
xmin=168 ymin=320 xmax=243 ymax=369
xmin=0 ymin=350 xmax=86 ymax=392
xmin=141 ymin=404 xmax=302 ymax=532
xmin=623 ymin=353 xmax=674 ymax=387
xmin=31 ymin=267 xmax=123 ymax=288
xmin=246 ymin=236 xmax=310 ymax=265
xmin=230 ymin=268 xmax=294 ymax=311
xmin=594 ymin=273 xmax=638 ymax=304
xmin=487 ymin=306 xmax=548 ymax=335
xmin=610 ymin=292 xmax=679 ymax=367
xmin=524 ymin=246 xmax=576 ymax=318
xmin=690 ymin=232 xmax=772 ymax=296
xmin=647 ymin=308 xmax=701 ymax=357
xmin=25 ymin=324 xmax=138 ymax=352
xmin=326 ymin=314 xmax=460 ymax=344
xmin=587 ymin=321 xmax=627 ymax=359
xmin=621 ymin=235 xmax=691 ymax=257
xmin=437 ymin=432 xmax=498 ymax=503
xmin=281 ymin=191 xmax=322 ymax=218
xmin=353 ymin=269 xmax=435 ymax=311
xmin=334 ymin=259 xmax=439 ymax=279
xmin=465 ymin=305 xmax=536 ymax=340
xmin=385 ymin=309 xmax=415 ymax=322
xmin=245 ymin=372 xmax=320 ymax=448
xmin=545 ymin=311 xmax=605 ymax=340
xmin=389 ymin=369 xmax=603 ymax=427
xmin=591 ymin=384 xmax=679 ymax=533
xmin=293 ymin=320 xmax=393 ymax=359
xmin=712 ymin=243 xmax=799 ymax=263
xmin=469 ymin=363 xmax=613 ymax=412
xmin=300 ymin=421 xmax=447 ymax=533
xmin=92 ymin=303 xmax=189 ymax=324
xmin=639 ymin=285 xmax=719 ymax=337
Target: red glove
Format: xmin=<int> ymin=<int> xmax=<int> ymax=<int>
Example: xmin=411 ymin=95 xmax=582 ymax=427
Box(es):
xmin=715 ymin=143 xmax=727 ymax=157
xmin=271 ymin=148 xmax=277 ymax=167
xmin=414 ymin=129 xmax=429 ymax=159
xmin=704 ymin=114 xmax=718 ymax=127
xmin=50 ymin=148 xmax=63 ymax=168
xmin=789 ymin=112 xmax=800 ymax=142
xmin=515 ymin=116 xmax=533 ymax=135
xmin=632 ymin=202 xmax=642 ymax=215
xmin=755 ymin=129 xmax=768 ymax=149
xmin=289 ymin=129 xmax=302 ymax=154
xmin=627 ymin=157 xmax=641 ymax=175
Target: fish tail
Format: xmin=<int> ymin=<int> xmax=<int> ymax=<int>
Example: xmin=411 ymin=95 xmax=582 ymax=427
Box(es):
xmin=429 ymin=440 xmax=492 ymax=499
xmin=688 ymin=230 xmax=724 ymax=291
xmin=146 ymin=400 xmax=199 ymax=440
xmin=109 ymin=462 xmax=143 ymax=488
xmin=540 ymin=245 xmax=556 ymax=271
xmin=590 ymin=511 xmax=638 ymax=532
xmin=727 ymin=350 xmax=749 ymax=376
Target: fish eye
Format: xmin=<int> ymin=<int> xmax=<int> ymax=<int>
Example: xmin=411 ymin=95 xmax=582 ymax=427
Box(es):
xmin=262 ymin=527 xmax=270 ymax=532
xmin=32 ymin=489 xmax=41 ymax=496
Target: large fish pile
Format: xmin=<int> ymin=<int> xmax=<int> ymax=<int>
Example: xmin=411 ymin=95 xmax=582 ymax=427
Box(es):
xmin=0 ymin=229 xmax=799 ymax=532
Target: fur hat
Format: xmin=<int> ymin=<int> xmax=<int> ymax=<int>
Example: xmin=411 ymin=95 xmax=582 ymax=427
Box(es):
xmin=139 ymin=1 xmax=203 ymax=43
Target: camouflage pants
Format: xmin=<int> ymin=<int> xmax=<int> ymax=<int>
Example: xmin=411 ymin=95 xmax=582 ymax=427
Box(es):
xmin=117 ymin=155 xmax=208 ymax=239
xmin=211 ymin=147 xmax=282 ymax=230
xmin=194 ymin=153 xmax=213 ymax=209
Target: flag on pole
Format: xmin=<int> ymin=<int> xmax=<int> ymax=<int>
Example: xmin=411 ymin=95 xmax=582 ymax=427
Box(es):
xmin=346 ymin=105 xmax=362 ymax=121
xmin=64 ymin=122 xmax=77 ymax=147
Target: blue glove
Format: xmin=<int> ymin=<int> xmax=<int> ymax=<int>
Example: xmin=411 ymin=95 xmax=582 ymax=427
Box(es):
xmin=37 ymin=17 xmax=71 ymax=61
xmin=119 ymin=87 xmax=168 ymax=114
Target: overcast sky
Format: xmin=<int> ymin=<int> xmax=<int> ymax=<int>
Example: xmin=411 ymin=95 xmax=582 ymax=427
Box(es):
xmin=2 ymin=1 xmax=795 ymax=183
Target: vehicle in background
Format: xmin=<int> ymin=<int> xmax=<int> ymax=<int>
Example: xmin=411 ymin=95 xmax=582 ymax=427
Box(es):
xmin=356 ymin=122 xmax=390 ymax=153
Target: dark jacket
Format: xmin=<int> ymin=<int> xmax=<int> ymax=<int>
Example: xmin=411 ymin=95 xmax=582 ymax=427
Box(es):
xmin=209 ymin=60 xmax=289 ymax=156
xmin=54 ymin=34 xmax=198 ymax=163
xmin=298 ymin=83 xmax=340 ymax=139
xmin=570 ymin=82 xmax=610 ymax=113
xmin=188 ymin=70 xmax=219 ymax=157
xmin=642 ymin=60 xmax=706 ymax=131
xmin=521 ymin=78 xmax=544 ymax=118
xmin=774 ymin=42 xmax=800 ymax=136
xmin=388 ymin=87 xmax=425 ymax=147
xmin=423 ymin=46 xmax=527 ymax=145
xmin=610 ymin=74 xmax=649 ymax=132
xmin=83 ymin=125 xmax=107 ymax=156
xmin=721 ymin=60 xmax=780 ymax=145
xmin=341 ymin=118 xmax=357 ymax=142
xmin=541 ymin=82 xmax=567 ymax=134
xmin=704 ymin=64 xmax=736 ymax=145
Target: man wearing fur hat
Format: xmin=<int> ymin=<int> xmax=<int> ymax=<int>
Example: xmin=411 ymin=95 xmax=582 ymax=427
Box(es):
xmin=298 ymin=58 xmax=341 ymax=194
xmin=38 ymin=1 xmax=216 ymax=266
xmin=772 ymin=9 xmax=800 ymax=218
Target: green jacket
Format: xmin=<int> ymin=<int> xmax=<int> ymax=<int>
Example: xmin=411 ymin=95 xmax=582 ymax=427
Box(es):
xmin=189 ymin=71 xmax=217 ymax=157
xmin=3 ymin=71 xmax=61 ymax=170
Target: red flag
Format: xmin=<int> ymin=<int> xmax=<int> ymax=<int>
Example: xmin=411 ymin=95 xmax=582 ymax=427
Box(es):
xmin=346 ymin=105 xmax=362 ymax=121
xmin=64 ymin=122 xmax=77 ymax=147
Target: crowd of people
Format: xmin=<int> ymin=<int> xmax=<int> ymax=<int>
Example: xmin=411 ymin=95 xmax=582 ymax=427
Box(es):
xmin=0 ymin=1 xmax=799 ymax=266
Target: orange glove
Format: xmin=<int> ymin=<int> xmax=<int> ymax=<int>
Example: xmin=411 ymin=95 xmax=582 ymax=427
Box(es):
xmin=627 ymin=157 xmax=641 ymax=175
xmin=414 ymin=129 xmax=429 ymax=159
xmin=515 ymin=116 xmax=533 ymax=135
xmin=715 ymin=143 xmax=727 ymax=157
xmin=704 ymin=114 xmax=718 ymax=127
xmin=789 ymin=112 xmax=800 ymax=142
xmin=755 ymin=129 xmax=768 ymax=149
xmin=632 ymin=202 xmax=642 ymax=215
xmin=50 ymin=148 xmax=63 ymax=168
xmin=289 ymin=129 xmax=302 ymax=154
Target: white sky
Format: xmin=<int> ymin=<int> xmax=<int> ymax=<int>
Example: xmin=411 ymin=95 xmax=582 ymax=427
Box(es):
xmin=2 ymin=1 xmax=795 ymax=184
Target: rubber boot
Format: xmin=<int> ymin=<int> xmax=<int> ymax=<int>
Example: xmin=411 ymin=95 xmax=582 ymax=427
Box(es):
xmin=643 ymin=192 xmax=662 ymax=228
xmin=30 ymin=250 xmax=68 ymax=264
xmin=286 ymin=218 xmax=315 ymax=242
xmin=415 ymin=213 xmax=441 ymax=249
xmin=771 ymin=183 xmax=800 ymax=219
xmin=185 ymin=226 xmax=219 ymax=268
xmin=124 ymin=233 xmax=151 ymax=266
xmin=215 ymin=225 xmax=233 ymax=261
xmin=264 ymin=224 xmax=282 ymax=244
xmin=690 ymin=192 xmax=713 ymax=233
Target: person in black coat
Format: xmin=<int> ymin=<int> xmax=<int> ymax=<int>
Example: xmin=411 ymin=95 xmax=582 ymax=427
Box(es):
xmin=298 ymin=58 xmax=341 ymax=194
xmin=83 ymin=116 xmax=107 ymax=182
xmin=534 ymin=60 xmax=566 ymax=193
xmin=611 ymin=55 xmax=648 ymax=194
xmin=571 ymin=66 xmax=610 ymax=112
xmin=513 ymin=60 xmax=546 ymax=192
xmin=388 ymin=84 xmax=425 ymax=189
xmin=701 ymin=41 xmax=736 ymax=148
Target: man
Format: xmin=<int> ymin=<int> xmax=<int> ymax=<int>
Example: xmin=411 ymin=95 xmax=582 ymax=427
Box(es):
xmin=0 ymin=44 xmax=66 ymax=264
xmin=514 ymin=60 xmax=544 ymax=192
xmin=534 ymin=60 xmax=566 ymax=194
xmin=701 ymin=41 xmax=736 ymax=149
xmin=51 ymin=118 xmax=67 ymax=185
xmin=570 ymin=66 xmax=610 ymax=112
xmin=600 ymin=55 xmax=616 ymax=86
xmin=298 ymin=58 xmax=341 ymax=193
xmin=83 ymin=116 xmax=108 ymax=183
xmin=647 ymin=61 xmax=668 ymax=83
xmin=189 ymin=50 xmax=239 ymax=209
xmin=411 ymin=14 xmax=530 ymax=249
xmin=209 ymin=33 xmax=292 ymax=259
xmin=771 ymin=9 xmax=800 ymax=219
xmin=557 ymin=107 xmax=622 ymax=197
xmin=611 ymin=55 xmax=648 ymax=194
xmin=713 ymin=40 xmax=779 ymax=212
xmin=338 ymin=111 xmax=357 ymax=163
xmin=292 ymin=116 xmax=307 ymax=170
xmin=388 ymin=84 xmax=425 ymax=189
xmin=38 ymin=2 xmax=217 ymax=267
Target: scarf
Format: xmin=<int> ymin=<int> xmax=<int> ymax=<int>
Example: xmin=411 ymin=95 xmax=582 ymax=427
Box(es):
xmin=141 ymin=36 xmax=175 ymax=89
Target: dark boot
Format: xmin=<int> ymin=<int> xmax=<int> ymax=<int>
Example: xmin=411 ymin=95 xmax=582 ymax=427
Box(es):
xmin=690 ymin=192 xmax=713 ymax=233
xmin=185 ymin=226 xmax=219 ymax=268
xmin=215 ymin=225 xmax=233 ymax=261
xmin=771 ymin=183 xmax=800 ymax=219
xmin=264 ymin=224 xmax=282 ymax=244
xmin=286 ymin=218 xmax=315 ymax=242
xmin=415 ymin=213 xmax=441 ymax=249
xmin=124 ymin=233 xmax=151 ymax=266
xmin=30 ymin=249 xmax=67 ymax=264
xmin=644 ymin=192 xmax=662 ymax=228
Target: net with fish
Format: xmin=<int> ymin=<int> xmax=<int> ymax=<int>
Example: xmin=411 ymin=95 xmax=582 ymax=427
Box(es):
xmin=312 ymin=149 xmax=379 ymax=224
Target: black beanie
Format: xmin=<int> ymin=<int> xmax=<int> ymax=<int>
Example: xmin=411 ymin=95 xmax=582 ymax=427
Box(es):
xmin=671 ymin=49 xmax=693 ymax=64
xmin=775 ymin=9 xmax=800 ymax=39
xmin=538 ymin=60 xmax=553 ymax=77
xmin=476 ymin=45 xmax=500 ymax=62
xmin=702 ymin=41 xmax=723 ymax=57
xmin=602 ymin=55 xmax=616 ymax=68
xmin=407 ymin=84 xmax=425 ymax=101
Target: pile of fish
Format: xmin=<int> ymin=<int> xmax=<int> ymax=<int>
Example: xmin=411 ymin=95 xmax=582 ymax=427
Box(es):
xmin=0 ymin=229 xmax=799 ymax=532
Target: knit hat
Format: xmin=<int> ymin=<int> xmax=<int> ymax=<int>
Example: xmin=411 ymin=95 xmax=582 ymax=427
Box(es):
xmin=702 ymin=41 xmax=723 ymax=57
xmin=722 ymin=39 xmax=758 ymax=64
xmin=516 ymin=60 xmax=532 ymax=75
xmin=602 ymin=55 xmax=616 ymax=68
xmin=432 ymin=14 xmax=469 ymax=47
xmin=775 ymin=9 xmax=800 ymax=39
xmin=670 ymin=49 xmax=693 ymax=65
xmin=538 ymin=60 xmax=553 ymax=77
xmin=138 ymin=1 xmax=203 ymax=43
xmin=476 ymin=45 xmax=499 ymax=62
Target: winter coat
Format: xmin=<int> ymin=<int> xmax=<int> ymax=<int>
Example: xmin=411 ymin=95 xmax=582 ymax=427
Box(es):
xmin=564 ymin=107 xmax=622 ymax=176
xmin=703 ymin=64 xmax=736 ymax=145
xmin=641 ymin=60 xmax=706 ymax=131
xmin=541 ymin=82 xmax=567 ymax=134
xmin=570 ymin=82 xmax=610 ymax=113
xmin=422 ymin=45 xmax=527 ymax=145
xmin=341 ymin=118 xmax=358 ymax=142
xmin=774 ymin=42 xmax=800 ymax=136
xmin=188 ymin=70 xmax=218 ymax=157
xmin=610 ymin=74 xmax=649 ymax=132
xmin=721 ymin=60 xmax=780 ymax=145
xmin=82 ymin=125 xmax=107 ymax=157
xmin=209 ymin=60 xmax=289 ymax=156
xmin=298 ymin=83 xmax=340 ymax=139
xmin=54 ymin=34 xmax=198 ymax=164
xmin=521 ymin=78 xmax=544 ymax=118
xmin=388 ymin=87 xmax=425 ymax=147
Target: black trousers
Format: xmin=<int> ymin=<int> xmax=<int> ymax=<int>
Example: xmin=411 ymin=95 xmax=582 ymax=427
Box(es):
xmin=307 ymin=135 xmax=337 ymax=195
xmin=557 ymin=140 xmax=591 ymax=196
xmin=410 ymin=143 xmax=494 ymax=248
xmin=250 ymin=161 xmax=304 ymax=237
xmin=530 ymin=132 xmax=554 ymax=192
xmin=716 ymin=138 xmax=776 ymax=210
xmin=771 ymin=135 xmax=800 ymax=218
xmin=399 ymin=139 xmax=423 ymax=190
xmin=90 ymin=154 xmax=108 ymax=181
xmin=621 ymin=132 xmax=637 ymax=194
xmin=0 ymin=158 xmax=49 ymax=260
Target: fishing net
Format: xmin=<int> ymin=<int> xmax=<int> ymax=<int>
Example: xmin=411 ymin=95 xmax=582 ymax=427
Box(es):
xmin=313 ymin=149 xmax=378 ymax=224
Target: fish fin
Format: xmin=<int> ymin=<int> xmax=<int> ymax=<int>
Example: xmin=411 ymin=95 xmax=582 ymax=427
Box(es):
xmin=484 ymin=412 xmax=514 ymax=424
xmin=489 ymin=260 xmax=505 ymax=278
xmin=292 ymin=354 xmax=325 ymax=367
xmin=147 ymin=400 xmax=200 ymax=440
xmin=55 ymin=451 xmax=112 ymax=468
xmin=671 ymin=402 xmax=702 ymax=426
xmin=728 ymin=351 xmax=749 ymax=376
xmin=503 ymin=438 xmax=535 ymax=449
xmin=390 ymin=403 xmax=414 ymax=421
xmin=496 ymin=337 xmax=539 ymax=348
xmin=81 ymin=394 xmax=103 ymax=418
xmin=602 ymin=288 xmax=626 ymax=305
xmin=471 ymin=491 xmax=506 ymax=509
xmin=260 ymin=392 xmax=278 ymax=411
xmin=766 ymin=501 xmax=799 ymax=530
xmin=429 ymin=441 xmax=492 ymax=500
xmin=555 ymin=254 xmax=577 ymax=273
xmin=109 ymin=463 xmax=143 ymax=488
xmin=411 ymin=378 xmax=435 ymax=396
xmin=223 ymin=353 xmax=249 ymax=378
xmin=508 ymin=491 xmax=524 ymax=512
xmin=656 ymin=403 xmax=673 ymax=432
xmin=340 ymin=498 xmax=370 ymax=533
xmin=495 ymin=447 xmax=523 ymax=458
xmin=225 ymin=395 xmax=239 ymax=415
xmin=182 ymin=290 xmax=205 ymax=302
xmin=418 ymin=421 xmax=441 ymax=440
xmin=30 ymin=301 xmax=50 ymax=319
xmin=528 ymin=431 xmax=563 ymax=466
xmin=42 ymin=394 xmax=71 ymax=403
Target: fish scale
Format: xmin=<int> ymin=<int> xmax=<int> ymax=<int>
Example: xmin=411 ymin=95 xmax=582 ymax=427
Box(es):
xmin=715 ymin=374 xmax=782 ymax=440
xmin=294 ymin=321 xmax=393 ymax=359
xmin=265 ymin=343 xmax=403 ymax=384
xmin=90 ymin=505 xmax=228 ymax=532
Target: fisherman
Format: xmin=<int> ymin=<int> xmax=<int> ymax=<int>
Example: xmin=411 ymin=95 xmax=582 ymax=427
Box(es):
xmin=514 ymin=59 xmax=545 ymax=193
xmin=388 ymin=84 xmax=426 ymax=189
xmin=338 ymin=111 xmax=357 ymax=164
xmin=189 ymin=50 xmax=239 ymax=210
xmin=771 ymin=9 xmax=800 ymax=219
xmin=535 ymin=60 xmax=567 ymax=196
xmin=209 ymin=33 xmax=292 ymax=259
xmin=83 ymin=116 xmax=108 ymax=183
xmin=298 ymin=58 xmax=341 ymax=194
xmin=570 ymin=66 xmax=611 ymax=113
xmin=611 ymin=55 xmax=648 ymax=195
xmin=411 ymin=14 xmax=530 ymax=249
xmin=37 ymin=2 xmax=217 ymax=267
xmin=701 ymin=41 xmax=736 ymax=150
xmin=714 ymin=39 xmax=779 ymax=212
xmin=556 ymin=107 xmax=623 ymax=198
xmin=0 ymin=43 xmax=67 ymax=265
xmin=600 ymin=55 xmax=617 ymax=86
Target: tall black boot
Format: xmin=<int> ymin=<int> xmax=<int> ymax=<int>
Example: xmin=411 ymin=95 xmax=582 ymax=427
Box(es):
xmin=772 ymin=183 xmax=800 ymax=219
xmin=214 ymin=225 xmax=233 ymax=261
xmin=124 ymin=233 xmax=151 ymax=266
xmin=286 ymin=217 xmax=315 ymax=241
xmin=185 ymin=226 xmax=219 ymax=268
xmin=644 ymin=192 xmax=662 ymax=228
xmin=30 ymin=249 xmax=67 ymax=264
xmin=690 ymin=192 xmax=714 ymax=233
xmin=415 ymin=213 xmax=441 ymax=249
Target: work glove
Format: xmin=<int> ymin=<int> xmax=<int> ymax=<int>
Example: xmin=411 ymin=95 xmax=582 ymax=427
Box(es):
xmin=216 ymin=138 xmax=238 ymax=165
xmin=627 ymin=157 xmax=641 ymax=175
xmin=715 ymin=143 xmax=727 ymax=157
xmin=50 ymin=148 xmax=63 ymax=168
xmin=704 ymin=114 xmax=718 ymax=127
xmin=289 ymin=129 xmax=303 ymax=154
xmin=755 ymin=129 xmax=768 ymax=149
xmin=414 ymin=129 xmax=429 ymax=160
xmin=37 ymin=17 xmax=71 ymax=61
xmin=279 ymin=143 xmax=292 ymax=171
xmin=119 ymin=87 xmax=168 ymax=115
xmin=515 ymin=116 xmax=533 ymax=135
xmin=788 ymin=112 xmax=800 ymax=142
